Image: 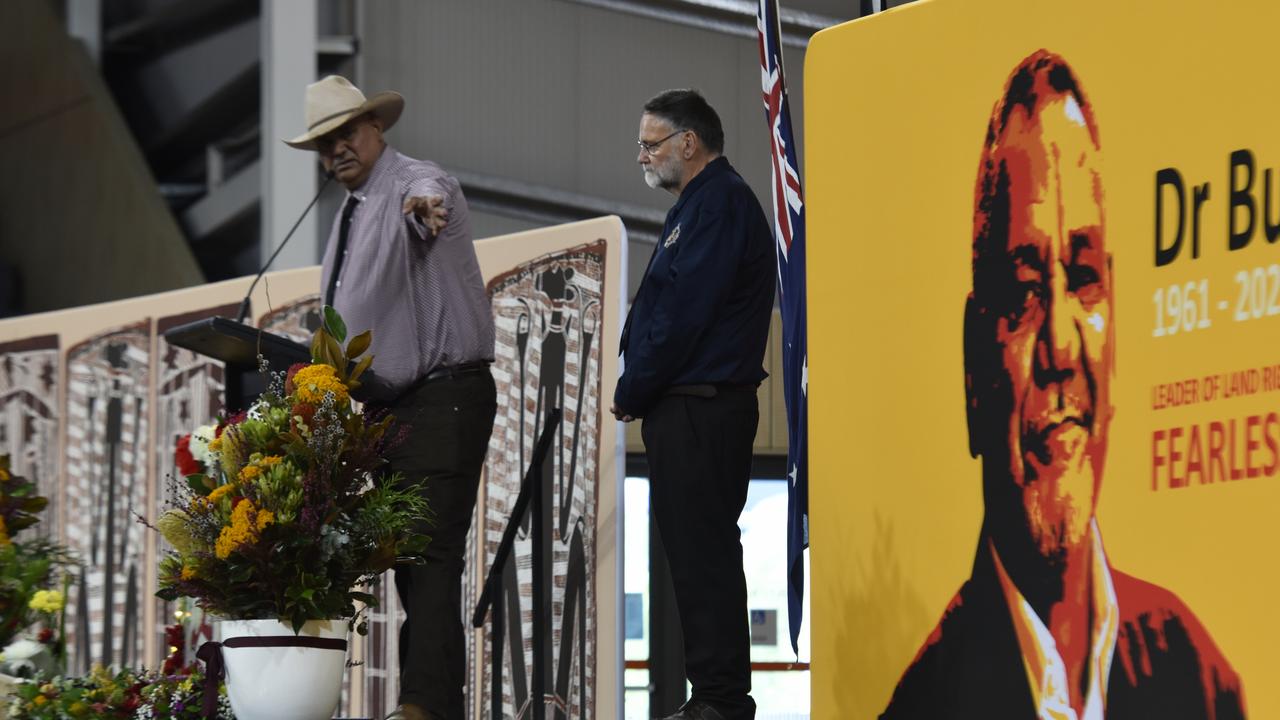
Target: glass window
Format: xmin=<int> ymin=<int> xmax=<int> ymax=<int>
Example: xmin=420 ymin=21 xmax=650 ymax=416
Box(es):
xmin=624 ymin=474 xmax=811 ymax=720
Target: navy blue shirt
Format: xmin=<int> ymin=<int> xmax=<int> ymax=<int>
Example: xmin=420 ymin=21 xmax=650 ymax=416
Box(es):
xmin=615 ymin=157 xmax=775 ymax=416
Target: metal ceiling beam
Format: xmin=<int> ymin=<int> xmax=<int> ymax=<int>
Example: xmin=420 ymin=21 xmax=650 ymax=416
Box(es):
xmin=453 ymin=169 xmax=666 ymax=247
xmin=561 ymin=0 xmax=847 ymax=48
xmin=182 ymin=160 xmax=260 ymax=240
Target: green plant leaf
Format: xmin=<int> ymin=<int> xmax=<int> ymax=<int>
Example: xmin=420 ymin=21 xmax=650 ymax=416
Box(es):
xmin=310 ymin=330 xmax=325 ymax=364
xmin=323 ymin=305 xmax=348 ymax=344
xmin=186 ymin=473 xmax=212 ymax=495
xmin=322 ymin=333 xmax=346 ymax=374
xmin=348 ymin=355 xmax=373 ymax=385
xmin=346 ymin=330 xmax=372 ymax=360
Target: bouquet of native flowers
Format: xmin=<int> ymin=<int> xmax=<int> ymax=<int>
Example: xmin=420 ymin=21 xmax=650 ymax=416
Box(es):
xmin=0 ymin=457 xmax=74 ymax=682
xmin=6 ymin=664 xmax=232 ymax=719
xmin=154 ymin=308 xmax=428 ymax=633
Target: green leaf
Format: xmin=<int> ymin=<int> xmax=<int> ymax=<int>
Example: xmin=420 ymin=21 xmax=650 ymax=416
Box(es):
xmin=323 ymin=305 xmax=348 ymax=344
xmin=186 ymin=473 xmax=212 ymax=495
xmin=348 ymin=355 xmax=373 ymax=385
xmin=346 ymin=330 xmax=372 ymax=360
xmin=310 ymin=330 xmax=325 ymax=364
xmin=19 ymin=496 xmax=48 ymax=513
xmin=322 ymin=333 xmax=346 ymax=373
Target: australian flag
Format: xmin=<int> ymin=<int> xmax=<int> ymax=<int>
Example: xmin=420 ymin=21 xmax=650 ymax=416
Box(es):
xmin=757 ymin=0 xmax=809 ymax=655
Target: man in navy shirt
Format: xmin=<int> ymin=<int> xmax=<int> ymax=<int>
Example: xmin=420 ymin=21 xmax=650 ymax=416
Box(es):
xmin=613 ymin=89 xmax=774 ymax=720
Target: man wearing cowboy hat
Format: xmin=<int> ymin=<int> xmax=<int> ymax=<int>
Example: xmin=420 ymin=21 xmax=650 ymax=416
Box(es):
xmin=288 ymin=75 xmax=496 ymax=720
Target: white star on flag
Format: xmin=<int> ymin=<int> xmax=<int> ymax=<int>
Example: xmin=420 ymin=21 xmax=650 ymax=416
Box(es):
xmin=801 ymin=355 xmax=808 ymax=397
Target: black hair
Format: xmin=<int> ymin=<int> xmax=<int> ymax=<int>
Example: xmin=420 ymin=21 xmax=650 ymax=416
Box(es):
xmin=643 ymin=89 xmax=725 ymax=155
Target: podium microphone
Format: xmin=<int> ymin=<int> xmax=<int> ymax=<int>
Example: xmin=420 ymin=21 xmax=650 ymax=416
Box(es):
xmin=234 ymin=170 xmax=335 ymax=324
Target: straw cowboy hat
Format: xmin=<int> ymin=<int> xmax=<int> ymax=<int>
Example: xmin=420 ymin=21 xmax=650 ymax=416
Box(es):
xmin=285 ymin=75 xmax=404 ymax=150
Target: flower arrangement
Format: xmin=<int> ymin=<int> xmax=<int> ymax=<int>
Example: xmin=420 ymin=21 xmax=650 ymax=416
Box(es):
xmin=0 ymin=457 xmax=73 ymax=674
xmin=4 ymin=664 xmax=231 ymax=719
xmin=155 ymin=308 xmax=428 ymax=632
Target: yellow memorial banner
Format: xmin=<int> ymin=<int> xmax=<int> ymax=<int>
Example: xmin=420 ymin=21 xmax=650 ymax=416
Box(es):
xmin=807 ymin=1 xmax=1280 ymax=717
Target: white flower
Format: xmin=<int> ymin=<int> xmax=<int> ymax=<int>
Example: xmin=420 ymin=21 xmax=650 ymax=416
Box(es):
xmin=246 ymin=399 xmax=268 ymax=421
xmin=0 ymin=639 xmax=55 ymax=678
xmin=189 ymin=424 xmax=219 ymax=465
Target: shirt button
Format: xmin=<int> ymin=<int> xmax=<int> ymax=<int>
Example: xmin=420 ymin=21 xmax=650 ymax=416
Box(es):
xmin=335 ymin=281 xmax=341 ymax=288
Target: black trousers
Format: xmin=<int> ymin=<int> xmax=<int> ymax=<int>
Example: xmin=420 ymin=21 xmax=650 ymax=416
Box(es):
xmin=642 ymin=386 xmax=758 ymax=720
xmin=381 ymin=369 xmax=497 ymax=719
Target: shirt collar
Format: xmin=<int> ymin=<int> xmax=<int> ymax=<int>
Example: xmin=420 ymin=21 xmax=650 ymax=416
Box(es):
xmin=990 ymin=519 xmax=1119 ymax=720
xmin=347 ymin=144 xmax=396 ymax=201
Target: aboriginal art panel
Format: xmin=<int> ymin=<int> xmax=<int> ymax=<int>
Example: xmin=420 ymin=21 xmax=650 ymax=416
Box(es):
xmin=0 ymin=335 xmax=60 ymax=538
xmin=64 ymin=322 xmax=151 ymax=674
xmin=473 ymin=240 xmax=606 ymax=720
xmin=258 ymin=294 xmax=323 ymax=345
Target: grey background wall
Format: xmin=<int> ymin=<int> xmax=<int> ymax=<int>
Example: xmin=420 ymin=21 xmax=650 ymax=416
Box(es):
xmin=0 ymin=0 xmax=924 ymax=319
xmin=356 ymin=0 xmax=824 ymax=298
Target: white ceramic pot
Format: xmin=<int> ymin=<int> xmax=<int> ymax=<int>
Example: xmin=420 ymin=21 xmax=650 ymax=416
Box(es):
xmin=217 ymin=619 xmax=347 ymax=720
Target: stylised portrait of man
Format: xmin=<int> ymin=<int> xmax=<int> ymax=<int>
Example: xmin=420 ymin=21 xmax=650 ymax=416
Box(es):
xmin=881 ymin=50 xmax=1246 ymax=719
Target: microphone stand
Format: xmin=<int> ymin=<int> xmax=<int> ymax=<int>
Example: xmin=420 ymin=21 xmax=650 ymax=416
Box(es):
xmin=234 ymin=171 xmax=335 ymax=324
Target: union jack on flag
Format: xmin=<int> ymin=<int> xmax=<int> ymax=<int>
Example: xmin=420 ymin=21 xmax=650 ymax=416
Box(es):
xmin=757 ymin=0 xmax=809 ymax=655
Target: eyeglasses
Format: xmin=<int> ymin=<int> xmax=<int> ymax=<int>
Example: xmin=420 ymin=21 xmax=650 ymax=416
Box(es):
xmin=637 ymin=130 xmax=684 ymax=156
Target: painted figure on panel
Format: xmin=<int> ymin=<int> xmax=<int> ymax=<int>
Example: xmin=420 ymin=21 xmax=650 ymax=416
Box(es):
xmin=882 ymin=50 xmax=1245 ymax=720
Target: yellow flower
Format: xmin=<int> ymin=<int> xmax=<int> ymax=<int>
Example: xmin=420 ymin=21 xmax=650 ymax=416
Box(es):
xmin=0 ymin=516 xmax=9 ymax=547
xmin=215 ymin=499 xmax=263 ymax=559
xmin=256 ymin=509 xmax=275 ymax=532
xmin=33 ymin=695 xmax=47 ymax=706
xmin=0 ymin=468 xmax=9 ymax=482
xmin=208 ymin=483 xmax=236 ymax=503
xmin=259 ymin=455 xmax=283 ymax=467
xmin=180 ymin=564 xmax=197 ymax=581
xmin=29 ymin=589 xmax=64 ymax=613
xmin=238 ymin=465 xmax=261 ymax=482
xmin=292 ymin=364 xmax=350 ymax=406
xmin=208 ymin=436 xmax=223 ymax=452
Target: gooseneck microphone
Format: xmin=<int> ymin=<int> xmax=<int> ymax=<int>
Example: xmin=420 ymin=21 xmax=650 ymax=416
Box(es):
xmin=234 ymin=170 xmax=335 ymax=324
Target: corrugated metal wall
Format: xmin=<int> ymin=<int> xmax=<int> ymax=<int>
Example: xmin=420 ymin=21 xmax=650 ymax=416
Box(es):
xmin=357 ymin=0 xmax=811 ymax=298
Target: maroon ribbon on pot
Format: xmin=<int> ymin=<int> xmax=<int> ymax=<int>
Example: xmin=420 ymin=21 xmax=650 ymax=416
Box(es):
xmin=197 ymin=636 xmax=348 ymax=718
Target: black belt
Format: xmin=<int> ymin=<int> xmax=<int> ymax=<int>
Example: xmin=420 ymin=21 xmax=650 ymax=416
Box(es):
xmin=664 ymin=382 xmax=757 ymax=398
xmin=424 ymin=360 xmax=491 ymax=382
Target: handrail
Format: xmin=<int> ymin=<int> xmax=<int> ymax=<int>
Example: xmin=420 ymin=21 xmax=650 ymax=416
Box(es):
xmin=472 ymin=407 xmax=563 ymax=720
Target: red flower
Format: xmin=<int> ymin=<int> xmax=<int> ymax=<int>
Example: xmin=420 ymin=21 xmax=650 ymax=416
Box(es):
xmin=161 ymin=621 xmax=186 ymax=674
xmin=291 ymin=402 xmax=317 ymax=431
xmin=175 ymin=435 xmax=201 ymax=476
xmin=285 ymin=362 xmax=309 ymax=395
xmin=37 ymin=627 xmax=54 ymax=644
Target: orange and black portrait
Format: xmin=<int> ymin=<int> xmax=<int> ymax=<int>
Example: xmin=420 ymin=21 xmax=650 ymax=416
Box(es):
xmin=880 ymin=50 xmax=1246 ymax=720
